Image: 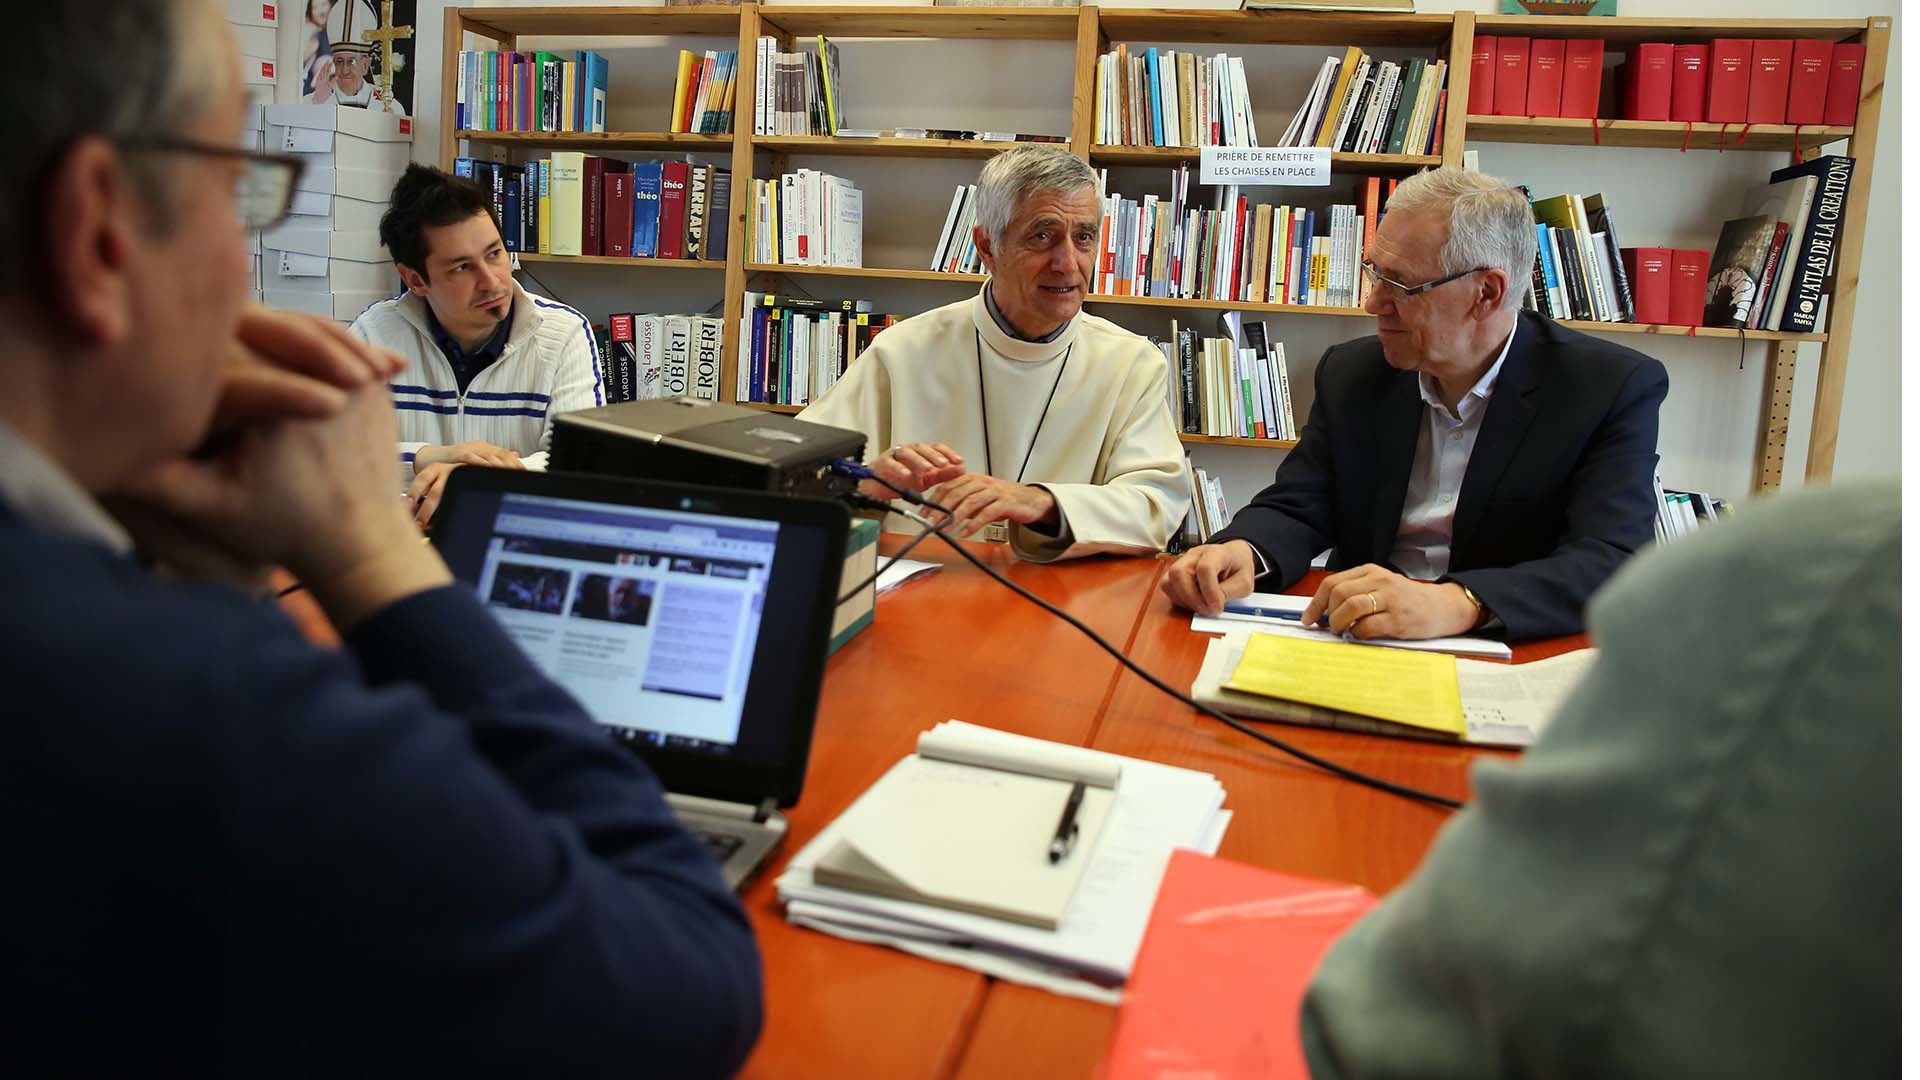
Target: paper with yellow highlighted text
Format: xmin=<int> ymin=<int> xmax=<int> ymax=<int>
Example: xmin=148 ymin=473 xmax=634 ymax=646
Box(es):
xmin=1224 ymin=632 xmax=1465 ymax=736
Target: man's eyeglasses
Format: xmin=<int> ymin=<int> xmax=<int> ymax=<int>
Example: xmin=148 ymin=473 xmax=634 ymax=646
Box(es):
xmin=118 ymin=137 xmax=307 ymax=232
xmin=1360 ymin=259 xmax=1492 ymax=301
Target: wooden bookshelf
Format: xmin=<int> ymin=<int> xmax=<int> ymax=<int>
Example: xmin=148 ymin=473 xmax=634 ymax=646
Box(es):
xmin=745 ymin=263 xmax=987 ymax=285
xmin=1182 ymin=434 xmax=1299 ymax=450
xmin=439 ymin=5 xmax=1889 ymax=490
xmin=1561 ymin=320 xmax=1827 ymax=345
xmin=1465 ymin=117 xmax=1854 ymax=153
xmin=1089 ymin=146 xmax=1441 ymax=171
xmin=754 ymin=136 xmax=1041 ymax=160
xmin=518 ymin=253 xmax=726 ymax=271
xmin=1083 ymin=294 xmax=1372 ymax=320
xmin=455 ymin=131 xmax=733 ymax=153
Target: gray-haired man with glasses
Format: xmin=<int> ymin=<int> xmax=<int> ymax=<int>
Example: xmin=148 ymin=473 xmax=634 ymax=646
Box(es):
xmin=0 ymin=3 xmax=761 ymax=1074
xmin=1163 ymin=166 xmax=1668 ymax=642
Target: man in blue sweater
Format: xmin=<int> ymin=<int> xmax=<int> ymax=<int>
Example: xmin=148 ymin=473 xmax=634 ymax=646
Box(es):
xmin=0 ymin=3 xmax=760 ymax=1074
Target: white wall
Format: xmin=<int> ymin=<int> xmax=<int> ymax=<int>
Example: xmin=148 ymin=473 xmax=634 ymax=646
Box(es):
xmin=403 ymin=0 xmax=1900 ymax=512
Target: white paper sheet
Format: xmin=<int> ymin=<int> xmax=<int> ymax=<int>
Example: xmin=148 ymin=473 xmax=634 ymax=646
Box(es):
xmin=1456 ymin=648 xmax=1598 ymax=746
xmin=877 ymin=558 xmax=940 ymax=595
xmin=1189 ymin=592 xmax=1513 ymax=660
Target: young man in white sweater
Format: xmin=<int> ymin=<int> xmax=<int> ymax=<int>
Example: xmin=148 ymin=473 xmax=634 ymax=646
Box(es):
xmin=799 ymin=147 xmax=1187 ymax=561
xmin=352 ymin=164 xmax=605 ymax=525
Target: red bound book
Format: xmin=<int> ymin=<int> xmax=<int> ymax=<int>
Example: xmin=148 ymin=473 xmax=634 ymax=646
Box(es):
xmin=1526 ymin=38 xmax=1565 ymax=118
xmin=603 ymin=172 xmax=633 ymax=258
xmin=658 ymin=161 xmax=690 ymax=260
xmin=1747 ymin=39 xmax=1792 ymax=125
xmin=1622 ymin=247 xmax=1673 ymax=325
xmin=1560 ymin=38 xmax=1604 ymax=119
xmin=582 ymin=156 xmax=607 ymax=257
xmin=1706 ymin=38 xmax=1753 ymax=124
xmin=1624 ymin=43 xmax=1675 ymax=121
xmin=1469 ymin=35 xmax=1497 ymax=114
xmin=1669 ymin=248 xmax=1711 ymax=326
xmin=1493 ymin=37 xmax=1531 ymax=116
xmin=1786 ymin=40 xmax=1834 ymax=125
xmin=1672 ymin=44 xmax=1710 ymax=122
xmin=1825 ymin=43 xmax=1865 ymax=125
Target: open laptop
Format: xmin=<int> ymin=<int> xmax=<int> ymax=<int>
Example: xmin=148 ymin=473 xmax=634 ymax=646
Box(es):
xmin=432 ymin=467 xmax=850 ymax=890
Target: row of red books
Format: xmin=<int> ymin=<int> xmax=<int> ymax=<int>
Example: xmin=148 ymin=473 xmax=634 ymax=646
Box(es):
xmin=1621 ymin=247 xmax=1710 ymax=328
xmin=1623 ymin=39 xmax=1863 ymax=126
xmin=1469 ymin=36 xmax=1864 ymax=127
xmin=1470 ymin=37 xmax=1605 ymax=119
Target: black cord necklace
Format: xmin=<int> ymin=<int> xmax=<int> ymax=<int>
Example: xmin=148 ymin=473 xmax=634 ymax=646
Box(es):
xmin=976 ymin=331 xmax=1071 ymax=484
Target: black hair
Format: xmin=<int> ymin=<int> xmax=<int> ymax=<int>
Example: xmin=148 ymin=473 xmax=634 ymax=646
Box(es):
xmin=377 ymin=163 xmax=501 ymax=281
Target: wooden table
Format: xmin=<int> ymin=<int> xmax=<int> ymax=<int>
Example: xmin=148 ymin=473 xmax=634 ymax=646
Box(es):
xmin=281 ymin=540 xmax=1585 ymax=1078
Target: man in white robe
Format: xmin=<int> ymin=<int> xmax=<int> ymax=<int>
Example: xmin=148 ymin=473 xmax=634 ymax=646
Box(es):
xmin=798 ymin=147 xmax=1187 ymax=562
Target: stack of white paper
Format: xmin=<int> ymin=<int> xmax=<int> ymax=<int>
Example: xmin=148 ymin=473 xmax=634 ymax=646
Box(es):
xmin=1190 ymin=591 xmax=1513 ymax=661
xmin=777 ymin=720 xmax=1230 ymax=1002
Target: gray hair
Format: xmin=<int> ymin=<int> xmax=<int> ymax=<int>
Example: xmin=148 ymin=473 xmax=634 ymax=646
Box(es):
xmin=974 ymin=146 xmax=1102 ymax=249
xmin=1385 ymin=166 xmax=1536 ymax=311
xmin=0 ymin=0 xmax=224 ymax=290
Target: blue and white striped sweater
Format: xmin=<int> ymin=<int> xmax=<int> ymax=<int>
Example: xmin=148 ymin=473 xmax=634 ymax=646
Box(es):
xmin=349 ymin=282 xmax=603 ymax=481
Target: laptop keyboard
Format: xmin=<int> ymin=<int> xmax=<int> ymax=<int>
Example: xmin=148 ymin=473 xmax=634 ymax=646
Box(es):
xmin=698 ymin=830 xmax=746 ymax=863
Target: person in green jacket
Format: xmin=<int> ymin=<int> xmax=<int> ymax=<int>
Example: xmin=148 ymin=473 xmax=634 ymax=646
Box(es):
xmin=1301 ymin=480 xmax=1898 ymax=1078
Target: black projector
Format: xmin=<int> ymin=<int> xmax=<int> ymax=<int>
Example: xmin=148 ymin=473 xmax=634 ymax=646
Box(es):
xmin=549 ymin=397 xmax=867 ymax=497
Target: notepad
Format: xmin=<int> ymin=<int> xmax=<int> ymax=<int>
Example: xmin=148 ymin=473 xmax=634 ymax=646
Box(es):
xmin=1224 ymin=632 xmax=1465 ymax=735
xmin=814 ymin=756 xmax=1115 ymax=930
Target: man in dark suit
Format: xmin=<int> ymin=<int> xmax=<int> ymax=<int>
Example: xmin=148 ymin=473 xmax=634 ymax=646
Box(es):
xmin=1162 ymin=167 xmax=1666 ymax=642
xmin=0 ymin=4 xmax=758 ymax=1075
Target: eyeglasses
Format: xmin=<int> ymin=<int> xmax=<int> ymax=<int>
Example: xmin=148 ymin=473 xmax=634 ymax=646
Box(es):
xmin=1360 ymin=259 xmax=1492 ymax=301
xmin=117 ymin=137 xmax=307 ymax=231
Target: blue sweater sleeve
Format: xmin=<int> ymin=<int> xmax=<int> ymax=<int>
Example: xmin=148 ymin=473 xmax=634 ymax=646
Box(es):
xmin=218 ymin=585 xmax=761 ymax=1076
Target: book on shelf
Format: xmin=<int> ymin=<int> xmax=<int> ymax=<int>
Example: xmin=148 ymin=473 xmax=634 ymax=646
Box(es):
xmin=1096 ymin=46 xmax=1258 ymax=149
xmin=1669 ymin=247 xmax=1711 ymax=327
xmin=751 ymin=169 xmax=863 ymax=268
xmin=670 ymin=49 xmax=740 ymax=135
xmin=1826 ymin=43 xmax=1866 ymax=125
xmin=459 ymin=155 xmax=729 ymax=262
xmin=1181 ymin=458 xmax=1234 ymax=547
xmin=1671 ymin=44 xmax=1709 ymax=123
xmin=736 ymin=291 xmax=897 ymax=407
xmin=1706 ymin=38 xmax=1753 ymax=124
xmin=1701 ymin=215 xmax=1775 ymax=329
xmin=456 ymin=49 xmax=607 ymax=133
xmin=1276 ymin=48 xmax=1445 ymax=155
xmin=1527 ymin=191 xmax=1635 ymax=325
xmin=1154 ymin=319 xmax=1295 ymax=442
xmin=1650 ymin=479 xmax=1731 ymax=546
xmin=592 ymin=312 xmax=718 ymax=403
xmin=1091 ymin=167 xmax=1396 ymax=308
xmin=758 ymin=35 xmax=848 ymax=137
xmin=1766 ymin=154 xmax=1854 ymax=334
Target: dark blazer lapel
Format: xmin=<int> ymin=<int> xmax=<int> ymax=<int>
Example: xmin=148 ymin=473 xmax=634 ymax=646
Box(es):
xmin=1452 ymin=314 xmax=1546 ymax=557
xmin=1368 ymin=367 xmax=1425 ymax=563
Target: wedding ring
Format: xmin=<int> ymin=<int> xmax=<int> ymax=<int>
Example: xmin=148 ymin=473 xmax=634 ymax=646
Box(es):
xmin=1367 ymin=592 xmax=1380 ymax=613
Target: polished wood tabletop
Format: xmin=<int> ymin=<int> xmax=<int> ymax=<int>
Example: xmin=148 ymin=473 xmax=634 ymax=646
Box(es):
xmin=279 ymin=540 xmax=1585 ymax=1079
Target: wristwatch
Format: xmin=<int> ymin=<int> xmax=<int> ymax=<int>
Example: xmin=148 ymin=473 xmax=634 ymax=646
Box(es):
xmin=1457 ymin=582 xmax=1489 ymax=629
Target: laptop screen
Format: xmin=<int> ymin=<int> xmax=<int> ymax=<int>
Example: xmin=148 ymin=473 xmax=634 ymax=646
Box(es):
xmin=433 ymin=471 xmax=848 ymax=807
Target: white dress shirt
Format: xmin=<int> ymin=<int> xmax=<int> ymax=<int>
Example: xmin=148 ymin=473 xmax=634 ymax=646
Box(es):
xmin=1388 ymin=319 xmax=1518 ymax=580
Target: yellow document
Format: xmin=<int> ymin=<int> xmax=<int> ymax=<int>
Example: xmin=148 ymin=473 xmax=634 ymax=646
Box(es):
xmin=1224 ymin=632 xmax=1465 ymax=736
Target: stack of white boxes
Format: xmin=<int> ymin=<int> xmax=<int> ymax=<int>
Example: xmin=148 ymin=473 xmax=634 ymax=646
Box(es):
xmin=247 ymin=102 xmax=266 ymax=303
xmin=261 ymin=104 xmax=412 ymax=325
xmin=228 ymin=1 xmax=279 ymax=110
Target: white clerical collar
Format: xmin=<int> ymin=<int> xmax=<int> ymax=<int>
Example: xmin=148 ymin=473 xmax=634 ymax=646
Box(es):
xmin=971 ymin=282 xmax=1079 ymax=365
xmin=0 ymin=420 xmax=132 ymax=554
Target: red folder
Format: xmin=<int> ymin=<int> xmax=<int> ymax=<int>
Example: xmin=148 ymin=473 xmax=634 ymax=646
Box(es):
xmin=1493 ymin=37 xmax=1532 ymax=116
xmin=1525 ymin=38 xmax=1565 ymax=118
xmin=1786 ymin=40 xmax=1834 ymax=126
xmin=1670 ymin=248 xmax=1711 ymax=326
xmin=1825 ymin=43 xmax=1865 ymax=125
xmin=1672 ymin=44 xmax=1710 ymax=122
xmin=1560 ymin=38 xmax=1604 ymax=119
xmin=1706 ymin=38 xmax=1753 ymax=124
xmin=1102 ymin=851 xmax=1379 ymax=1080
xmin=1624 ymin=43 xmax=1676 ymax=121
xmin=1621 ymin=247 xmax=1673 ymax=325
xmin=657 ymin=161 xmax=690 ymax=260
xmin=1469 ymin=35 xmax=1496 ymax=115
xmin=1747 ymin=39 xmax=1792 ymax=125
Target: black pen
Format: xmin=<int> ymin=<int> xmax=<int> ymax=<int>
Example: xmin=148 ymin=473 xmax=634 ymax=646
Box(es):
xmin=1048 ymin=781 xmax=1086 ymax=864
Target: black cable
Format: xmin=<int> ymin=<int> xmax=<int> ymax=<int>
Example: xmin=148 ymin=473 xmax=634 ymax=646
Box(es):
xmin=915 ymin=519 xmax=1464 ymax=812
